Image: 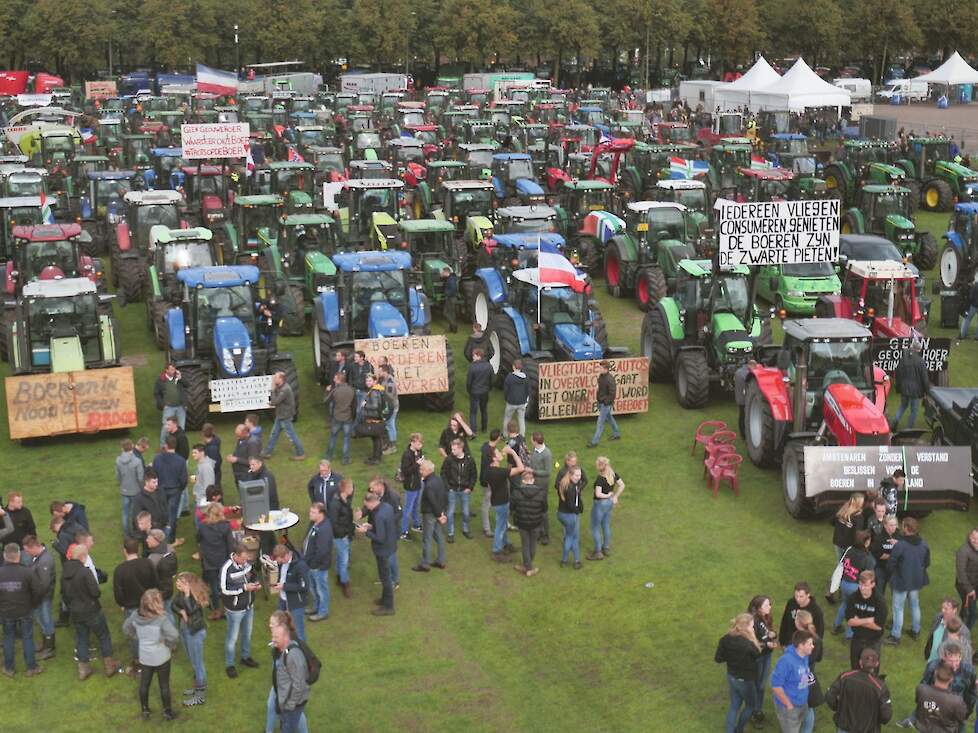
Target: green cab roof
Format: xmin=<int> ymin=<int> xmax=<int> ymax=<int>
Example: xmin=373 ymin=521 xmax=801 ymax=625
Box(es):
xmin=679 ymin=259 xmax=750 ymax=277
xmin=862 ymin=184 xmax=911 ymax=194
xmin=234 ymin=194 xmax=284 ymax=207
xmin=283 ymin=213 xmax=334 ymax=226
xmin=268 ymin=161 xmax=314 ymax=171
xmin=151 ymin=226 xmax=213 ymax=243
xmin=399 ymin=219 xmax=456 ymax=234
xmin=563 ymin=179 xmax=614 ymax=191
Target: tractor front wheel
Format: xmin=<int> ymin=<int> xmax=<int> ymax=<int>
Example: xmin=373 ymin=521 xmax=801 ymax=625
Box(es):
xmin=150 ymin=300 xmax=168 ymax=350
xmin=279 ymin=285 xmax=305 ymax=336
xmin=636 ymin=267 xmax=667 ymax=312
xmin=675 ymin=349 xmax=710 ymax=409
xmin=782 ymin=440 xmax=813 ymax=518
xmin=117 ymin=258 xmax=145 ymax=304
xmin=915 ymin=232 xmax=938 ymax=270
xmin=312 ymin=324 xmax=333 ymax=384
xmin=641 ymin=306 xmax=674 ymax=382
xmin=181 ymin=366 xmax=211 ymax=431
xmin=423 ymin=344 xmax=455 ymax=412
xmin=745 ymin=380 xmax=779 ymax=467
xmin=939 ymin=245 xmax=963 ymax=289
xmin=487 ymin=312 xmax=521 ymax=383
xmin=472 ymin=281 xmax=493 ymax=330
xmin=604 ymin=243 xmax=625 ymax=297
xmin=922 ymin=179 xmax=953 ymax=211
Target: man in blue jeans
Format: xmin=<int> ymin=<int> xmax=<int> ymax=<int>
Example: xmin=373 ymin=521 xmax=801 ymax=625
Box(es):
xmin=884 ymin=516 xmax=930 ymax=646
xmin=302 ymin=503 xmax=333 ymax=622
xmin=220 ymin=542 xmax=262 ymax=679
xmin=0 ymin=542 xmax=40 ymax=676
xmin=153 ymin=363 xmax=186 ymax=448
xmin=22 ymin=537 xmax=55 ymax=661
xmin=327 ymin=479 xmax=355 ymax=598
xmin=484 ymin=445 xmax=525 ymax=562
xmin=264 ymin=371 xmax=305 ymax=461
xmin=152 ymin=435 xmax=188 ymax=543
xmin=891 ymin=342 xmax=929 ymax=430
xmin=324 ymin=372 xmax=356 ymax=465
xmin=588 ymin=360 xmax=621 ymax=447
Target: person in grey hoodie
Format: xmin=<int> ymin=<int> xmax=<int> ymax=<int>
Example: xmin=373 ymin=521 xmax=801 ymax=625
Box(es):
xmin=268 ymin=610 xmax=310 ymax=733
xmin=116 ymin=439 xmax=145 ymax=535
xmin=122 ymin=588 xmax=179 ymax=721
xmin=263 ymin=371 xmax=305 ymax=460
xmin=502 ymin=359 xmax=529 ymax=436
xmin=190 ymin=445 xmax=216 ymax=518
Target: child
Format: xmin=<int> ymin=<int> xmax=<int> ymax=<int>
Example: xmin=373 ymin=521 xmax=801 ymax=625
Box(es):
xmin=134 ymin=437 xmax=151 ymax=465
xmin=201 ymin=423 xmax=223 ymax=489
xmin=172 ymin=573 xmax=210 ymax=707
xmin=123 ymin=589 xmax=179 ymax=721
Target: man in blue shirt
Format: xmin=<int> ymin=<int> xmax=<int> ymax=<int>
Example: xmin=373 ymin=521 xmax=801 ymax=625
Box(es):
xmin=771 ymin=629 xmax=816 ymax=733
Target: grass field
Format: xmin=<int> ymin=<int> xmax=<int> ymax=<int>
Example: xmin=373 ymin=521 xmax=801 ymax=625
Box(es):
xmin=3 ymin=210 xmax=976 ymax=732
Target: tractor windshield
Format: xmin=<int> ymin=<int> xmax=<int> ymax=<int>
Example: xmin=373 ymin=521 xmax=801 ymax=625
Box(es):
xmin=647 ymin=208 xmax=687 ymax=241
xmin=357 ymin=188 xmax=397 ymax=220
xmin=576 ymin=189 xmax=610 ymax=215
xmin=761 ymin=179 xmax=789 ymax=200
xmin=274 ymin=168 xmax=312 ymax=194
xmin=8 ymin=207 xmax=44 ymax=228
xmin=298 ymin=129 xmax=326 ymax=147
xmin=498 ymin=215 xmax=555 ymax=234
xmin=450 ymin=190 xmax=493 ymax=219
xmin=350 ymin=269 xmax=407 ymax=326
xmin=808 ymin=340 xmax=872 ymax=391
xmin=96 ymin=178 xmax=134 ymax=201
xmin=411 ymin=231 xmax=448 ymax=256
xmin=718 ymin=115 xmax=742 ymax=134
xmin=673 ymin=188 xmax=707 ymax=210
xmin=7 ymin=176 xmax=43 ymax=197
xmin=783 ymin=262 xmax=835 ymax=277
xmin=27 ymin=294 xmax=99 ymax=356
xmin=196 ymin=285 xmax=256 ymax=344
xmin=397 ymin=146 xmax=424 ymax=164
xmin=400 ymin=112 xmax=425 ymax=127
xmin=163 ymin=241 xmax=215 ymax=272
xmin=467 ymin=150 xmax=493 ymax=169
xmin=157 ymin=156 xmax=184 ymax=176
xmin=539 ymin=287 xmax=585 ymax=325
xmin=490 ymin=111 xmax=511 ymax=127
xmin=413 ymin=130 xmax=438 ymax=146
xmin=135 ymin=205 xmax=180 ymax=245
xmin=782 ymin=139 xmax=808 ymax=155
xmin=713 ymin=274 xmax=750 ymax=314
xmin=666 ymin=126 xmax=693 ymax=143
xmin=24 ymin=240 xmax=76 ymax=278
xmin=356 ymin=132 xmax=381 ymax=150
xmin=196 ymin=174 xmax=226 ymax=197
xmin=243 ymin=205 xmax=282 ymax=241
xmin=44 ymin=136 xmax=74 ymax=155
xmin=314 ymin=153 xmax=344 ymax=175
xmin=871 ymin=191 xmax=910 ymax=223
xmin=503 ymin=159 xmax=534 ymax=181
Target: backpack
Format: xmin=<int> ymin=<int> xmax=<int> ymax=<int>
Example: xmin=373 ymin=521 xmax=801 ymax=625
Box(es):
xmin=285 ymin=639 xmax=321 ymax=685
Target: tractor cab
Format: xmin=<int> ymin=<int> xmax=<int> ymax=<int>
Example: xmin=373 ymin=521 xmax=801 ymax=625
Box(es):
xmin=558 ymin=180 xmax=614 ymax=233
xmin=336 ymin=178 xmax=404 ymax=248
xmin=398 ymin=219 xmax=458 ymax=302
xmin=655 ymin=179 xmax=713 ymax=242
xmin=266 ymin=214 xmax=338 ymax=279
xmin=426 ymin=91 xmax=451 ymax=118
xmin=653 ymin=121 xmax=694 ymax=145
xmin=464 ymin=89 xmax=490 ymax=109
xmin=39 ymin=129 xmax=77 ymax=169
xmin=708 ymin=142 xmax=753 ymax=197
xmin=756 ymin=110 xmax=793 ymax=139
xmin=767 ymin=133 xmax=815 ymax=172
xmin=577 ymin=106 xmax=605 ymax=127
xmin=96 ymin=119 xmax=125 ymax=158
xmin=843 ymin=185 xmax=937 ymax=269
xmin=425 ymin=161 xmax=467 ymax=191
xmin=562 ymin=125 xmax=600 ymax=154
xmin=121 ymin=134 xmax=153 ymax=170
xmin=180 ymin=165 xmax=229 ymax=226
xmin=505 ymin=266 xmax=600 ymax=357
xmin=735 ymin=167 xmax=795 ymax=202
xmin=678 ymin=259 xmax=754 ymax=358
xmin=7 ymin=224 xmax=99 ymax=295
xmin=386 ymin=138 xmax=427 ymax=187
xmin=697 ymin=112 xmax=745 ymax=146
xmin=512 ymin=123 xmax=549 ymax=154
xmin=148 ymin=148 xmax=186 ymax=190
xmin=149 ymin=226 xmax=221 ymax=289
xmin=333 ymin=93 xmax=356 ymax=116
xmin=489 ymin=108 xmax=512 ymax=132
xmin=119 ymin=190 xmax=183 ymax=256
xmin=824 ymin=140 xmax=899 ymax=202
xmin=349 ymin=129 xmax=382 ymax=161
xmin=295 ymin=126 xmax=330 ymax=154
xmin=531 ymin=104 xmax=558 ymax=126
xmin=495 ymin=205 xmax=559 ymax=236
xmin=395 ymin=103 xmax=427 ymax=129
xmin=264 ymin=161 xmax=316 ymax=212
xmin=81 ymin=170 xmax=140 ymax=225
xmin=458 ymin=144 xmax=495 ymax=179
xmin=438 ymin=180 xmax=495 ymax=236
xmin=0 ymin=197 xmax=48 ymax=260
xmin=348 ymin=159 xmax=393 ymax=180
xmin=380 ymin=92 xmax=407 ymax=115
xmin=941 ymin=202 xmax=978 ymax=287
xmin=307 ymin=146 xmax=346 ymax=181
xmin=462 ymin=120 xmax=499 ymax=146
xmin=904 ymin=137 xmax=978 ymax=208
xmin=627 ymin=201 xmax=697 ymax=253
xmin=821 ymin=259 xmax=924 ymax=339
xmin=491 ymin=153 xmax=544 ymax=204
xmin=1 ymin=168 xmax=47 ymax=199
xmin=224 ymin=195 xmax=285 ymax=260
xmin=404 ymin=124 xmax=442 ymax=158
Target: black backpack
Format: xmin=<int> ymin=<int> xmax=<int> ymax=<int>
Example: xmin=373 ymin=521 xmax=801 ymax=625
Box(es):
xmin=285 ymin=639 xmax=321 ymax=685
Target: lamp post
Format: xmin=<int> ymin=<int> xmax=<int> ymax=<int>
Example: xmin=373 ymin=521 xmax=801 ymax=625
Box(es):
xmin=234 ymin=24 xmax=240 ymax=77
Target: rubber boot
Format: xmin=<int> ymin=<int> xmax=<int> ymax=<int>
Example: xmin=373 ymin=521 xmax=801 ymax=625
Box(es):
xmin=103 ymin=656 xmax=120 ymax=677
xmin=36 ymin=634 xmax=55 ymax=660
xmin=78 ymin=661 xmax=93 ymax=681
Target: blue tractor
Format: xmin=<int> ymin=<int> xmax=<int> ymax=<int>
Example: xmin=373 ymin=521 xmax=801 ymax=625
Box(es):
xmin=484 ymin=264 xmax=623 ymax=419
xmin=311 ymin=250 xmax=454 ymax=411
xmin=490 ymin=153 xmax=546 ymax=205
xmin=164 ymin=265 xmax=298 ymax=430
xmin=940 ymin=202 xmax=978 ymax=288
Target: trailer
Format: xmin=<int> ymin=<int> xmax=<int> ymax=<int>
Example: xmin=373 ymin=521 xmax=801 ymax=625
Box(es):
xmin=463 ymin=72 xmax=536 ymax=92
xmin=678 ymin=80 xmax=723 ymax=111
xmin=339 ymin=73 xmax=408 ymax=95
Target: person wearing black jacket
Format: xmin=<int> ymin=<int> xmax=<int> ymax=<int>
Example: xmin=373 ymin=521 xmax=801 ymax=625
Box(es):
xmin=502 ymin=360 xmax=529 ymax=436
xmin=347 ymin=350 xmax=374 ymax=404
xmin=246 ymin=456 xmax=280 ymax=510
xmin=23 ymin=536 xmax=56 ymax=661
xmin=302 ymin=503 xmax=333 ymax=622
xmin=0 ymin=542 xmax=40 ymax=676
xmin=366 ymin=478 xmax=402 ymax=590
xmin=4 ymin=492 xmax=35 ymax=547
xmin=61 ymin=544 xmax=119 ymax=680
xmin=588 ymin=360 xmax=621 ymax=447
xmin=228 ymin=424 xmax=259 ymax=485
xmin=358 ymin=492 xmax=396 ymax=615
xmin=270 ymin=545 xmax=310 ymax=642
xmin=171 ymin=573 xmax=209 ymax=706
xmin=152 ymin=439 xmax=188 ymax=543
xmin=130 ymin=471 xmax=169 ymax=540
xmin=825 ymin=648 xmax=892 ymax=733
xmin=146 ymin=530 xmax=178 ymax=611
xmin=478 ymin=431 xmax=502 ymax=538
xmin=441 ymin=438 xmax=477 ymax=542
xmin=714 ymin=613 xmax=762 ymax=733
xmin=413 ymin=460 xmax=447 ymax=572
xmin=327 ymin=480 xmax=355 ymax=598
xmin=871 ymin=515 xmax=901 ymax=595
xmin=466 ymin=348 xmax=494 ymax=433
xmin=556 ymin=464 xmax=586 ymax=568
xmin=113 ymin=538 xmax=160 ymax=676
xmin=399 ymin=434 xmax=424 ymax=538
xmin=163 ymin=416 xmax=190 ymax=460
xmin=220 ymin=544 xmax=261 ymax=678
xmin=306 ymin=461 xmax=342 ymax=506
xmin=892 ymin=341 xmax=929 ymax=429
xmin=834 ymin=530 xmax=876 ymax=639
xmin=777 ymin=582 xmax=825 ymax=647
xmin=960 ymin=278 xmax=978 ymax=340
xmin=510 ymin=470 xmax=547 ymax=576
xmin=196 ymin=503 xmax=233 ymax=619
xmin=463 ymin=322 xmax=494 ymax=363
xmin=356 ymin=375 xmax=387 ymax=465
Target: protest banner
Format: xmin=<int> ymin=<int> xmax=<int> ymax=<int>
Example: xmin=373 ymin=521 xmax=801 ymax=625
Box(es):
xmin=872 ymin=336 xmax=951 ymax=375
xmin=84 ymin=81 xmax=118 ymax=100
xmin=537 ymin=357 xmax=649 ymax=420
xmin=209 ymin=375 xmax=274 ymax=413
xmin=716 ymin=199 xmax=840 ymax=267
xmin=180 ymin=122 xmax=250 ymax=159
xmin=354 ymin=335 xmax=449 ymax=395
xmin=5 ymin=367 xmax=137 ymax=439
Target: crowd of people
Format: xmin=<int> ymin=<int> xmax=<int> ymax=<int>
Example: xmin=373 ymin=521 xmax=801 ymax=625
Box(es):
xmin=0 ymin=324 xmax=629 ymax=728
xmin=716 ymin=482 xmax=978 ymax=733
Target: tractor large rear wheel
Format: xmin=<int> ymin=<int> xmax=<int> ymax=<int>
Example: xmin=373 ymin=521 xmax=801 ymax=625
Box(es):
xmin=675 ymin=349 xmax=710 ymax=409
xmin=117 ymin=258 xmax=145 ymax=304
xmin=487 ymin=312 xmax=521 ymax=383
xmin=745 ymin=380 xmax=780 ymax=467
xmin=150 ymin=300 xmax=168 ymax=350
xmin=279 ymin=284 xmax=305 ymax=336
xmin=782 ymin=440 xmax=813 ymax=518
xmin=915 ymin=232 xmax=938 ymax=271
xmin=0 ymin=309 xmax=15 ymax=362
xmin=592 ymin=314 xmax=609 ymax=352
xmin=822 ymin=165 xmax=848 ymax=203
xmin=472 ymin=281 xmax=493 ymax=330
xmin=312 ymin=324 xmax=333 ymax=384
xmin=636 ymin=267 xmax=667 ymax=312
xmin=641 ymin=306 xmax=674 ymax=382
xmin=423 ymin=343 xmax=455 ymax=412
xmin=922 ymin=179 xmax=953 ymax=212
xmin=940 ymin=245 xmax=964 ymax=288
xmin=181 ymin=366 xmax=211 ymax=431
xmin=604 ymin=242 xmax=626 ymax=297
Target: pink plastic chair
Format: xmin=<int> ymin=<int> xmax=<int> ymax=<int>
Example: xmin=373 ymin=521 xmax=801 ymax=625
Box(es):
xmin=690 ymin=420 xmax=727 ymax=456
xmin=708 ymin=453 xmax=744 ymax=498
xmin=703 ymin=442 xmax=737 ymax=480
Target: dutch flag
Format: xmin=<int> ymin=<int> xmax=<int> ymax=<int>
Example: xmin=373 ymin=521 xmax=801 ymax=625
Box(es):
xmin=539 ymin=250 xmax=588 ymax=293
xmin=196 ymin=63 xmax=238 ymax=97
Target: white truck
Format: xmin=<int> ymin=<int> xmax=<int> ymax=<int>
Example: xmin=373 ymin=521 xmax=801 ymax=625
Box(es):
xmin=876 ymin=79 xmax=929 ymax=103
xmin=832 ymin=78 xmax=872 ymax=103
xmin=339 ymin=73 xmax=408 ymax=95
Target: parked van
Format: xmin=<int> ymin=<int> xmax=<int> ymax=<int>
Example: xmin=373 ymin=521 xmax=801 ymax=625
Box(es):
xmin=876 ymin=79 xmax=929 ymax=103
xmin=833 ymin=78 xmax=872 ymax=103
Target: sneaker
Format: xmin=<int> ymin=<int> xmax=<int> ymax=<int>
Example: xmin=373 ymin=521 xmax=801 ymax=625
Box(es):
xmin=162 ymin=710 xmax=178 ymax=721
xmin=503 ymin=543 xmax=515 ymax=554
xmin=182 ymin=693 xmax=205 ymax=708
xmin=372 ymin=607 xmax=395 ymax=616
xmin=602 ymin=547 xmax=611 ymax=557
xmin=382 ymin=445 xmax=398 ymax=456
xmin=259 ymin=453 xmax=272 ymax=460
xmin=895 ymin=718 xmax=915 ymax=729
xmin=514 ymin=564 xmax=527 ymax=574
xmin=492 ymin=552 xmax=509 ymax=563
xmin=824 ymin=592 xmax=837 ymax=606
xmin=225 ymin=666 xmax=238 ymax=679
xmin=610 ymin=434 xmax=621 ymax=441
xmin=831 ymin=624 xmax=842 ymax=636
xmin=171 ymin=538 xmax=185 ymax=548
xmin=411 ymin=525 xmax=422 ymax=533
xmin=25 ymin=666 xmax=43 ymax=677
xmin=1 ymin=668 xmax=13 ymax=678
xmin=483 ymin=530 xmax=492 ymax=538
xmin=191 ymin=551 xmax=200 ymax=561
xmin=411 ymin=564 xmax=431 ymax=572
xmin=560 ymin=560 xmax=568 ymax=567
xmin=365 ymin=458 xmax=380 ymax=465
xmin=308 ymin=613 xmax=328 ymax=622
xmin=463 ymin=531 xmax=472 ymax=539
xmin=586 ymin=441 xmax=598 ymax=448
xmin=573 ymin=562 xmax=583 ymax=570
xmin=141 ymin=709 xmax=152 ymax=720
xmin=909 ymin=630 xmax=920 ymax=641
xmin=399 ymin=532 xmax=409 ymax=540
xmin=240 ymin=657 xmax=259 ymax=669
xmin=586 ymin=552 xmax=604 ymax=561
xmin=526 ymin=567 xmax=539 ymax=577
xmin=883 ymin=635 xmax=901 ymax=645
xmin=447 ymin=535 xmax=455 ymax=544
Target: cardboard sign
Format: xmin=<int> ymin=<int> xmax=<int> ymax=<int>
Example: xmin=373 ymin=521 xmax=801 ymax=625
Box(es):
xmin=180 ymin=122 xmax=250 ymax=159
xmin=209 ymin=375 xmax=273 ymax=412
xmin=872 ymin=337 xmax=951 ymax=375
xmin=537 ymin=357 xmax=649 ymax=420
xmin=84 ymin=81 xmax=117 ymax=100
xmin=354 ymin=335 xmax=449 ymax=395
xmin=16 ymin=94 xmax=52 ymax=108
xmin=5 ymin=367 xmax=137 ymax=439
xmin=802 ymin=445 xmax=972 ymax=499
xmin=717 ymin=199 xmax=840 ymax=267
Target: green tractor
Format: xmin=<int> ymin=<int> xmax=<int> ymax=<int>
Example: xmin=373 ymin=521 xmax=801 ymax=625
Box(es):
xmin=841 ymin=184 xmax=938 ymax=269
xmin=411 ymin=161 xmax=468 ymax=219
xmin=619 ymin=142 xmax=703 ymax=200
xmin=257 ymin=213 xmax=339 ymax=336
xmin=426 ymin=180 xmax=496 ymax=249
xmin=334 ymin=178 xmax=404 ymax=250
xmin=555 ymin=179 xmax=616 ymax=272
xmin=603 ymin=201 xmax=699 ymax=311
xmin=892 ymin=136 xmax=978 ymax=212
xmin=822 ymin=140 xmax=909 ymax=207
xmin=222 ymin=194 xmax=286 ymax=263
xmin=706 ymin=140 xmax=753 ymax=200
xmin=251 ymin=161 xmax=316 ymax=213
xmin=121 ymin=133 xmax=154 ymax=171
xmin=398 ymin=219 xmax=463 ymax=313
xmin=7 ymin=278 xmax=119 ymax=375
xmin=640 ymin=259 xmax=771 ymax=408
xmin=653 ymin=179 xmax=714 ymax=249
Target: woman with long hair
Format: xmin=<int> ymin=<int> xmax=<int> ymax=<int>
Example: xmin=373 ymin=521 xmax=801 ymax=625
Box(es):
xmin=714 ymin=613 xmax=762 ymax=733
xmin=264 ymin=611 xmax=310 ymax=733
xmin=587 ymin=456 xmax=624 ymax=561
xmin=826 ymin=493 xmax=865 ymax=605
xmin=557 ymin=466 xmax=586 ymax=568
xmin=197 ymin=501 xmax=233 ymax=619
xmin=122 ymin=588 xmax=179 ymax=721
xmin=172 ymin=572 xmax=210 ymax=707
xmin=794 ymin=609 xmax=822 ymax=733
xmin=832 ymin=529 xmax=876 ymax=639
xmin=747 ymin=595 xmax=779 ymax=727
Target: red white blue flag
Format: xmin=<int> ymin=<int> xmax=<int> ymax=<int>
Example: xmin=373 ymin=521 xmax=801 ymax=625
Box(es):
xmin=196 ymin=63 xmax=238 ymax=96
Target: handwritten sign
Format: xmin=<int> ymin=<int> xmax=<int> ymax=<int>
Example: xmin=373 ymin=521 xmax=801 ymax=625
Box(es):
xmin=5 ymin=366 xmax=137 ymax=439
xmin=872 ymin=337 xmax=951 ymax=375
xmin=209 ymin=375 xmax=273 ymax=412
xmin=84 ymin=81 xmax=118 ymax=100
xmin=717 ymin=199 xmax=840 ymax=267
xmin=180 ymin=122 xmax=250 ymax=160
xmin=537 ymin=357 xmax=649 ymax=419
xmin=354 ymin=335 xmax=449 ymax=395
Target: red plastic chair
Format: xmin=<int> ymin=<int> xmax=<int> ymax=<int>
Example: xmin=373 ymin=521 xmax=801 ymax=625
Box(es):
xmin=703 ymin=441 xmax=737 ymax=480
xmin=690 ymin=420 xmax=727 ymax=456
xmin=708 ymin=452 xmax=743 ymax=498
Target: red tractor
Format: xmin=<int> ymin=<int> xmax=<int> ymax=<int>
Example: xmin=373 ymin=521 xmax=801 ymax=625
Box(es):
xmin=5 ymin=224 xmax=103 ymax=297
xmin=180 ymin=165 xmax=229 ymax=227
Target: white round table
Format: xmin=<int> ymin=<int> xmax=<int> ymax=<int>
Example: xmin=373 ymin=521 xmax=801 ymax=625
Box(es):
xmin=245 ymin=511 xmax=300 ymax=534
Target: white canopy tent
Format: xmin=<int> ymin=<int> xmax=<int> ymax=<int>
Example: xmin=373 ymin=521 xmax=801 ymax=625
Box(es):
xmin=713 ymin=56 xmax=781 ymax=111
xmin=749 ymin=58 xmax=851 ymax=112
xmin=914 ymin=52 xmax=978 ymax=86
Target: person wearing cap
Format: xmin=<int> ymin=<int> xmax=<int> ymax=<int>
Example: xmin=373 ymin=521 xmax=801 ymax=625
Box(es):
xmin=825 ymin=647 xmax=892 ymax=733
xmin=588 ymin=360 xmax=620 ymax=448
xmin=891 ymin=340 xmax=929 ymax=430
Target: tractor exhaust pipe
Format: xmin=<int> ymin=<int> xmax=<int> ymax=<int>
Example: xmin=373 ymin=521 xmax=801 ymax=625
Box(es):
xmin=793 ymin=348 xmax=808 ymax=434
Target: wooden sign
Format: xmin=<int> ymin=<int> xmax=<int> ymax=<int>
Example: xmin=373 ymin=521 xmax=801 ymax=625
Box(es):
xmin=354 ymin=335 xmax=449 ymax=395
xmin=180 ymin=123 xmax=250 ymax=159
xmin=84 ymin=81 xmax=118 ymax=100
xmin=5 ymin=366 xmax=137 ymax=439
xmin=537 ymin=357 xmax=650 ymax=420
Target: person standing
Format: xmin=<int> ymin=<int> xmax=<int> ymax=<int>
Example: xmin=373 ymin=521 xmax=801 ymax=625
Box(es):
xmin=153 ymin=363 xmax=186 ymax=447
xmin=324 ymin=372 xmax=356 ymax=465
xmin=441 ymin=438 xmax=477 ymax=542
xmin=306 ymin=460 xmax=342 ymax=507
xmin=502 ymin=359 xmax=529 ymax=436
xmin=358 ymin=491 xmax=397 ymax=616
xmin=924 ymin=599 xmax=972 ymax=664
xmin=413 ymin=460 xmax=448 ymax=572
xmin=484 ymin=446 xmax=524 ymax=563
xmin=152 ymin=436 xmax=188 ymax=544
xmin=220 ymin=543 xmax=262 ymax=678
xmin=885 ymin=516 xmax=930 ymax=646
xmin=146 ymin=529 xmax=178 ymax=620
xmin=587 ymin=456 xmax=624 ymax=561
xmin=914 ymin=661 xmax=968 ymax=733
xmin=588 ymin=360 xmax=621 ymax=448
xmin=441 ymin=267 xmax=458 ymax=333
xmin=190 ymin=445 xmax=216 ymax=520
xmin=846 ymin=570 xmax=887 ymax=671
xmin=264 ymin=371 xmax=305 ymax=461
xmin=61 ymin=543 xmax=119 ymax=680
xmin=130 ymin=470 xmax=169 ymax=540
xmin=163 ymin=416 xmax=190 ymax=460
xmin=463 ymin=322 xmax=493 ymax=363
xmin=715 ymin=613 xmax=762 ymax=733
xmin=891 ymin=341 xmax=929 ymax=430
xmin=770 ymin=630 xmax=816 ymax=733
xmin=556 ymin=466 xmax=586 ymax=569
xmin=749 ymin=595 xmax=780 ymax=727
xmin=399 ymin=434 xmax=424 ymax=538
xmin=113 ymin=538 xmax=160 ymax=678
xmin=733 ymin=360 xmax=756 ymax=438
xmin=356 ymin=373 xmax=389 ymax=465
xmin=269 ymin=611 xmax=310 ymax=733
xmin=0 ymin=542 xmax=40 ymax=677
xmin=510 ymin=470 xmax=547 ymax=576
xmin=777 ymin=582 xmax=825 ymax=646
xmin=833 ymin=530 xmax=876 ymax=639
xmin=247 ymin=456 xmax=280 ymax=511
xmin=196 ymin=504 xmax=233 ymax=620
xmin=116 ymin=440 xmax=145 ymax=535
xmin=302 ymin=503 xmax=332 ymax=622
xmin=201 ymin=424 xmax=223 ymax=489
xmin=172 ymin=572 xmax=210 ymax=708
xmin=270 ymin=545 xmax=310 ymax=642
xmin=367 ymin=478 xmax=401 ymax=591
xmin=871 ymin=515 xmax=901 ymax=595
xmin=479 ymin=430 xmax=502 ymax=538
xmin=438 ymin=413 xmax=475 ymax=458
xmin=22 ymin=536 xmax=55 ymax=661
xmin=347 ymin=350 xmax=374 ymax=405
xmin=466 ymin=348 xmax=493 ymax=434
xmin=327 ymin=480 xmax=355 ymax=599
xmin=227 ymin=424 xmax=260 ymax=488
xmin=123 ymin=589 xmax=179 ymax=721
xmin=377 ymin=364 xmax=400 ymax=455
xmin=959 ymin=276 xmax=978 ymax=340
xmin=825 ymin=648 xmax=892 ymax=733
xmin=528 ymin=432 xmax=552 ymax=545
xmin=954 ymin=528 xmax=978 ymax=630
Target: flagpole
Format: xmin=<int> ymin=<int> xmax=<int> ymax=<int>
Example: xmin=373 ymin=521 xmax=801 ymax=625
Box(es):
xmin=537 ymin=235 xmax=542 ymax=325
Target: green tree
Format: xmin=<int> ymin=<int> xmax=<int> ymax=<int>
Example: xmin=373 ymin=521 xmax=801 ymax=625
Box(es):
xmin=240 ymin=0 xmax=323 ymax=65
xmin=842 ymin=0 xmax=920 ymax=83
xmin=526 ymin=0 xmax=600 ymax=85
xmin=24 ymin=0 xmax=116 ymax=80
xmin=137 ymin=0 xmax=216 ymax=70
xmin=705 ymin=0 xmax=764 ymax=72
xmin=760 ymin=0 xmax=842 ymax=66
xmin=913 ymin=0 xmax=978 ymax=60
xmin=350 ymin=0 xmax=416 ymax=69
xmin=434 ymin=0 xmax=518 ymax=70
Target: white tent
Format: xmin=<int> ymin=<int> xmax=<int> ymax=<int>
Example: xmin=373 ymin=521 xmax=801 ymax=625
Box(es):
xmin=914 ymin=51 xmax=978 ymax=86
xmin=714 ymin=56 xmax=781 ymax=111
xmin=750 ymin=58 xmax=851 ymax=112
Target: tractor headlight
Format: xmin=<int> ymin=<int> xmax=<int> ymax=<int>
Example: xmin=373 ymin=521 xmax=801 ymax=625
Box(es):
xmin=787 ymin=289 xmax=804 ymax=298
xmin=222 ymin=348 xmax=236 ymax=373
xmin=241 ymin=346 xmax=253 ymax=372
